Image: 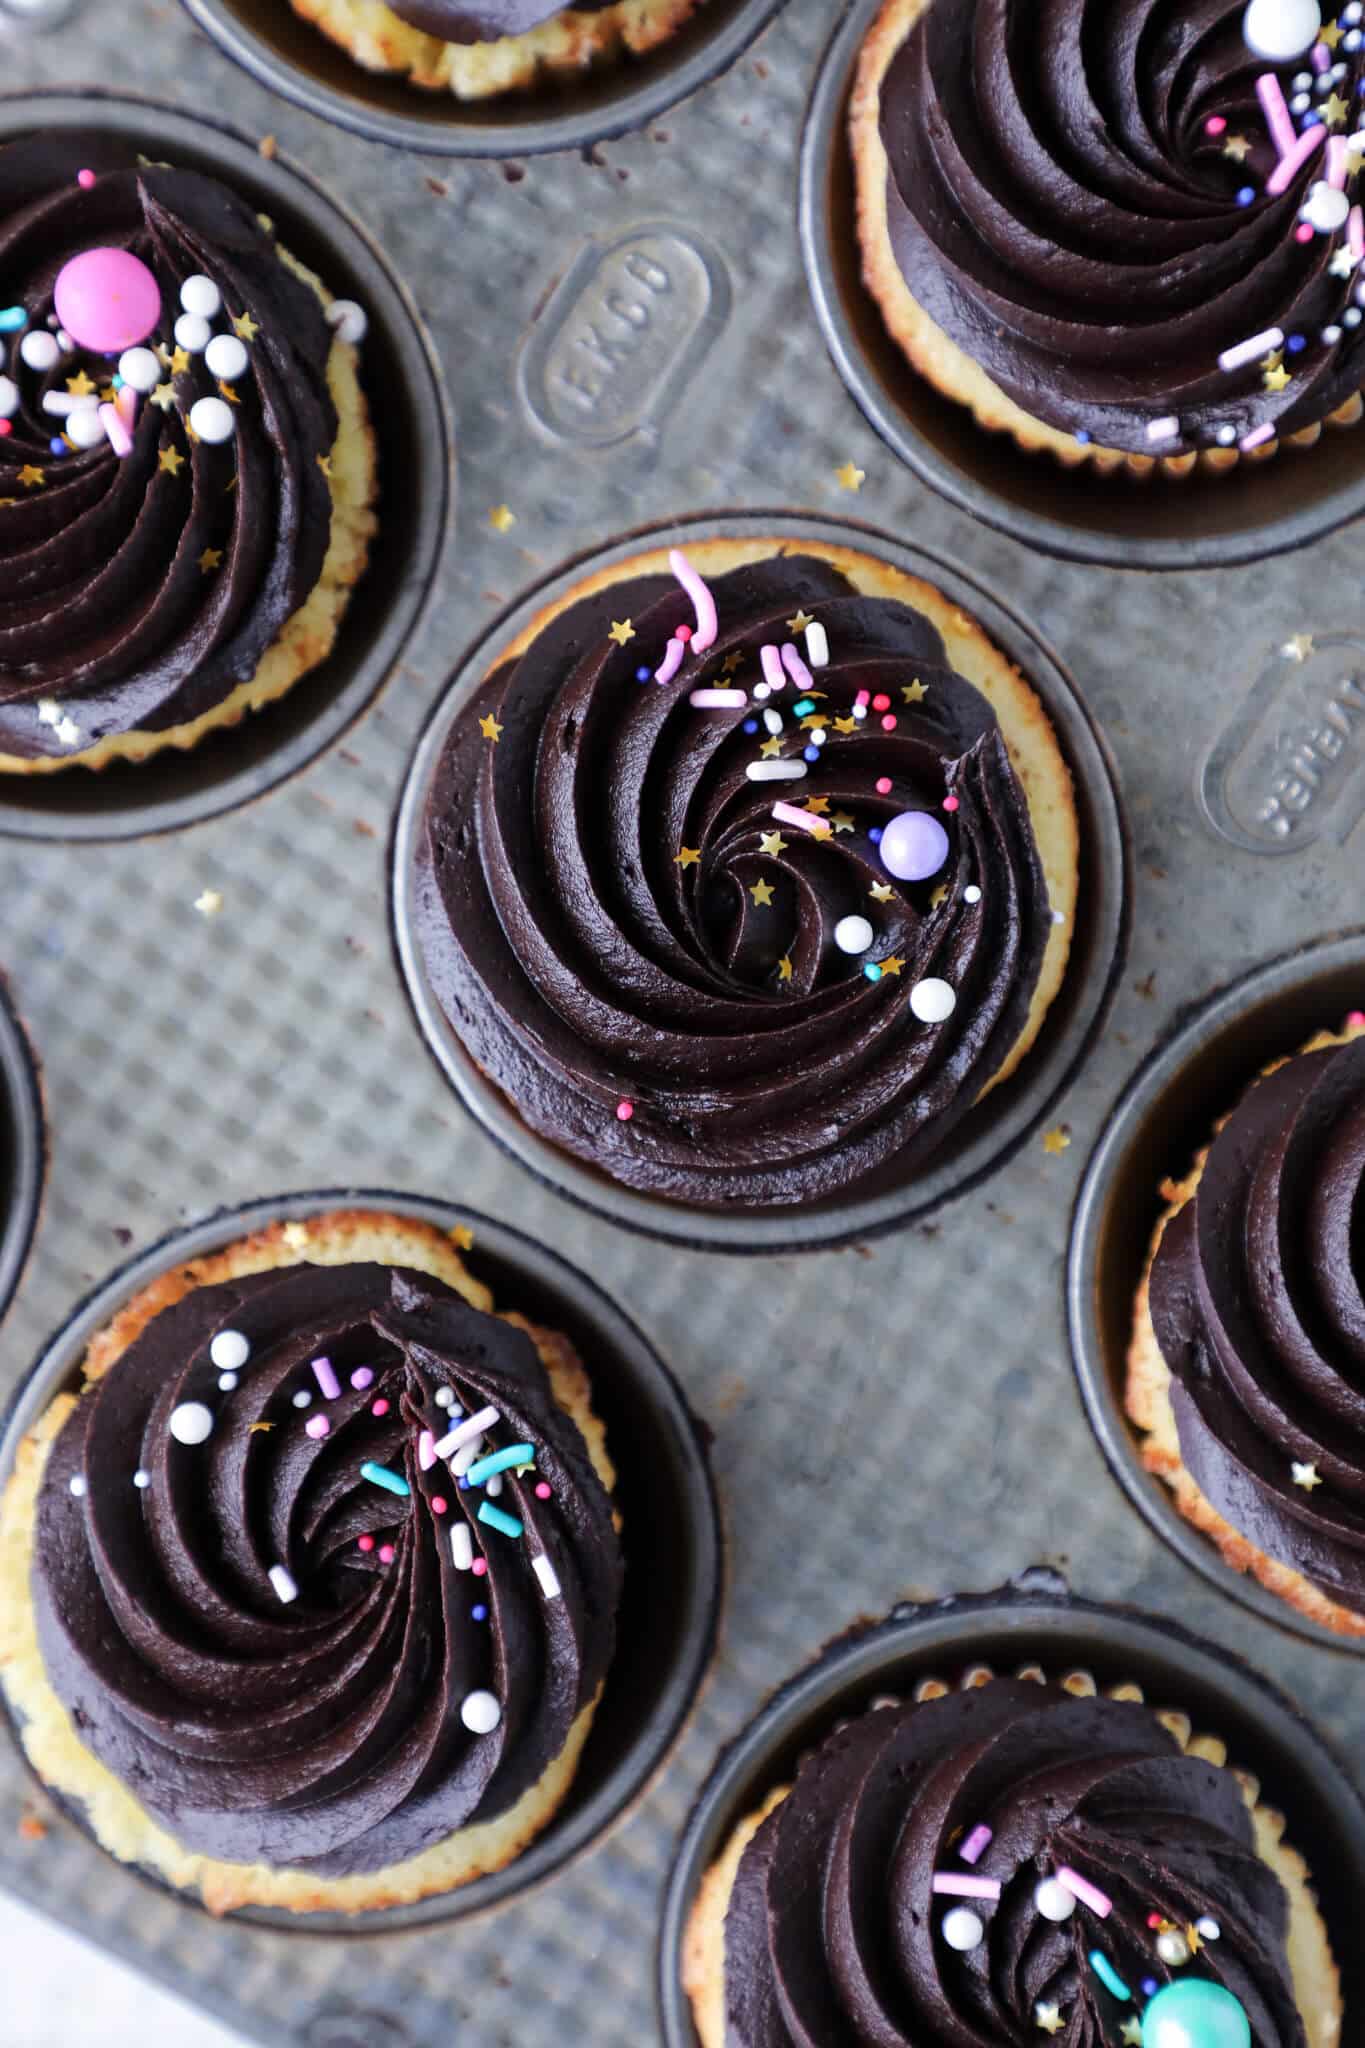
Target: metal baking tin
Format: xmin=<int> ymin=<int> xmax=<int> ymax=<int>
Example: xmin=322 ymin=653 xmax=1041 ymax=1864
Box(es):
xmin=0 ymin=975 xmax=43 ymax=1332
xmin=178 ymin=0 xmax=790 ymax=158
xmin=0 ymin=1189 xmax=723 ymax=1928
xmin=0 ymin=92 xmax=451 ymax=844
xmin=1067 ymin=932 xmax=1365 ymax=1654
xmin=799 ymin=0 xmax=1365 ymax=573
xmin=656 ymin=1579 xmax=1365 ymax=2046
xmin=391 ymin=508 xmax=1130 ymax=1254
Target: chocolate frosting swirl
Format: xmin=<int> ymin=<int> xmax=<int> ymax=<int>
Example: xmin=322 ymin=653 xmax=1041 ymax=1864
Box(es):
xmin=415 ymin=552 xmax=1052 ymax=1209
xmin=32 ymin=1262 xmax=621 ymax=1876
xmin=0 ymin=136 xmax=339 ymax=759
xmin=723 ymin=1680 xmax=1305 ymax=2046
xmin=389 ymin=0 xmax=611 ymax=41
xmin=1150 ymin=1035 xmax=1365 ymax=1615
xmin=878 ymin=0 xmax=1365 ymax=454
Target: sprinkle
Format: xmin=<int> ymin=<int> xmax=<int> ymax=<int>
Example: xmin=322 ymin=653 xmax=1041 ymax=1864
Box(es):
xmin=1035 ymin=2005 xmax=1065 ymax=2036
xmin=1219 ymin=326 xmax=1285 ymax=373
xmin=98 ymin=402 xmax=132 ymax=458
xmin=932 ymin=1873 xmax=1002 ymax=1900
xmin=533 ymin=1554 xmax=563 ymax=1600
xmin=378 ymin=1543 xmax=395 ymax=1564
xmin=361 ymin=1460 xmax=410 ymax=1499
xmin=312 ymin=1356 xmax=341 ymax=1401
xmin=466 ymin=1444 xmax=535 ymax=1486
xmin=780 ymin=642 xmax=813 ymax=691
xmin=489 ymin=504 xmax=516 ymax=533
xmin=1205 ymin=115 xmax=1227 ymax=136
xmin=472 ymin=1557 xmax=488 ymax=1577
xmin=461 ymin=1689 xmax=502 ymax=1734
xmin=305 ymin=1414 xmax=331 ymax=1440
xmin=1034 ymin=1878 xmax=1077 ymax=1921
xmin=655 ymin=634 xmax=686 ymax=686
xmin=792 ymin=697 xmax=816 ymax=716
xmin=133 ymin=1469 xmax=151 ymax=1489
xmin=864 ymin=963 xmax=883 ymax=982
xmin=880 ymin=714 xmax=898 ymax=732
xmin=325 ymin=298 xmax=368 ymax=345
xmin=763 ymin=708 xmax=784 ymax=735
xmin=435 ymin=1406 xmax=500 ymax=1459
xmin=875 ymin=776 xmax=893 ymax=795
xmin=535 ymin=1481 xmax=553 ymax=1499
xmin=350 ymin=1366 xmax=374 ymax=1390
xmin=358 ymin=1534 xmax=375 ymax=1552
xmin=451 ymin=1438 xmax=486 ymax=1478
xmin=959 ymin=1825 xmax=993 ymax=1865
xmin=746 ymin=759 xmax=807 ymax=782
xmin=292 ymin=1391 xmax=312 ymax=1409
xmin=772 ymin=798 xmax=828 ymax=834
xmin=435 ymin=1387 xmax=457 ymax=1410
xmin=419 ymin=1429 xmax=436 ymax=1471
xmin=431 ymin=1496 xmax=448 ymax=1515
xmin=689 ymin=688 xmax=747 ymax=707
xmin=943 ymin=795 xmax=960 ymax=812
xmin=668 ymin=548 xmax=718 ymax=652
xmin=0 ymin=307 xmax=23 ymax=332
xmin=451 ymin=1524 xmax=474 ymax=1570
xmin=805 ymin=622 xmax=829 ymax=668
xmin=1236 ymin=184 xmax=1258 ymax=205
xmin=188 ymin=395 xmax=235 ymax=444
xmin=1043 ymin=1125 xmax=1072 ymax=1155
xmin=1146 ymin=416 xmax=1180 ymax=444
xmin=835 ymin=915 xmax=874 ymax=955
xmin=760 ymin=644 xmax=786 ymax=692
xmin=269 ymin=1564 xmax=298 ymax=1604
xmin=941 ymin=1907 xmax=985 ymax=1952
xmin=68 ymin=1476 xmax=87 ymax=1498
xmin=1292 ymin=1459 xmax=1323 ymax=1489
xmin=478 ymin=1501 xmax=524 ymax=1539
xmin=1056 ymin=1866 xmax=1112 ymax=1919
xmin=371 ymin=1397 xmax=390 ymax=1417
xmin=1241 ymin=422 xmax=1276 ymax=450
xmin=472 ymin=1602 xmax=489 ymax=1621
xmin=211 ymin=1330 xmax=250 ymax=1372
xmin=1313 ymin=38 xmax=1332 ymax=72
xmin=1257 ymin=71 xmax=1300 ymax=157
xmin=77 ymin=168 xmax=96 ymax=189
xmin=835 ymin=460 xmax=865 ymax=491
xmin=1329 ymin=133 xmax=1349 ymax=185
xmin=1089 ymin=1951 xmax=1131 ymax=2002
xmin=965 ymin=885 xmax=982 ymax=903
xmin=1268 ymin=121 xmax=1326 ymax=192
xmin=1196 ymin=1917 xmax=1221 ymax=1941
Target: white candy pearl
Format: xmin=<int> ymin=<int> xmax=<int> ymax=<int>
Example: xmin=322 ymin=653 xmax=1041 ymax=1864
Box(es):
xmin=20 ymin=330 xmax=59 ymax=372
xmin=117 ymin=346 xmax=161 ymax=393
xmin=1243 ymin=0 xmax=1323 ymax=64
xmin=1323 ymin=322 xmax=1344 ymax=344
xmin=217 ymin=1372 xmax=238 ymax=1392
xmin=1034 ymin=1878 xmax=1077 ymax=1922
xmin=941 ymin=1907 xmax=984 ymax=1952
xmin=210 ymin=1329 xmax=250 ymax=1371
xmin=68 ymin=1476 xmax=87 ymax=1498
xmin=1216 ymin=424 xmax=1238 ymax=446
xmin=964 ymin=884 xmax=983 ymax=903
xmin=292 ymin=1389 xmax=313 ymax=1409
xmin=1156 ymin=1929 xmax=1192 ymax=1967
xmin=189 ymin=396 xmax=235 ymax=444
xmin=66 ymin=408 xmax=105 ymax=450
xmin=1304 ymin=181 xmax=1351 ymax=234
xmin=0 ymin=374 xmax=17 ymax=419
xmin=325 ymin=298 xmax=368 ymax=345
xmin=174 ymin=312 xmax=211 ymax=354
xmin=1196 ymin=1916 xmax=1222 ymax=1942
xmin=434 ymin=1386 xmax=456 ymax=1410
xmin=835 ymin=915 xmax=874 ymax=955
xmin=910 ymin=977 xmax=957 ymax=1024
xmin=180 ymin=273 xmax=222 ymax=319
xmin=169 ymin=1401 xmax=215 ymax=1446
xmin=460 ymin=1689 xmax=502 ymax=1734
xmin=133 ymin=1469 xmax=151 ymax=1489
xmin=204 ymin=333 xmax=248 ymax=382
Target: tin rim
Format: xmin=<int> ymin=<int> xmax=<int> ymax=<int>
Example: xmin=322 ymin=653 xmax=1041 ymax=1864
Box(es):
xmin=390 ymin=507 xmax=1131 ymax=1255
xmin=0 ymin=975 xmax=44 ymax=1331
xmin=0 ymin=90 xmax=452 ymax=844
xmin=0 ymin=1187 xmax=723 ymax=1927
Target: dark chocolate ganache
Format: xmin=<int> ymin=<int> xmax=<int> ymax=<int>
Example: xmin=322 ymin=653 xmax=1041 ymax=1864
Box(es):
xmin=389 ymin=0 xmax=612 ymax=42
xmin=0 ymin=135 xmax=341 ymax=759
xmin=415 ymin=550 xmax=1053 ymax=1209
xmin=722 ymin=1679 xmax=1305 ymax=2045
xmin=33 ymin=1261 xmax=622 ymax=1875
xmin=1151 ymin=1034 xmax=1365 ymax=1616
xmin=877 ymin=0 xmax=1365 ymax=455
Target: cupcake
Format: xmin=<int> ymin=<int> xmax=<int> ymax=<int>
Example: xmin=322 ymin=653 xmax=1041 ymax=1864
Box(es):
xmin=412 ymin=536 xmax=1078 ymax=1212
xmin=0 ymin=134 xmax=377 ymax=773
xmin=1127 ymin=1017 xmax=1365 ymax=1641
xmin=683 ymin=1667 xmax=1342 ymax=2047
xmin=288 ymin=0 xmax=705 ymax=100
xmin=850 ymin=0 xmax=1365 ymax=475
xmin=0 ymin=1206 xmax=624 ymax=1914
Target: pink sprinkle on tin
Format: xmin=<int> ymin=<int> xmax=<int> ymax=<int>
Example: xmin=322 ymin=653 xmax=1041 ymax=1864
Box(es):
xmin=378 ymin=1544 xmax=395 ymax=1564
xmin=350 ymin=1366 xmax=374 ymax=1390
xmin=77 ymin=168 xmax=97 ymax=189
xmin=943 ymin=795 xmax=960 ymax=813
xmin=959 ymin=1824 xmax=993 ymax=1865
xmin=535 ymin=1482 xmax=552 ymax=1499
xmin=472 ymin=1557 xmax=488 ymax=1577
xmin=358 ymin=1534 xmax=375 ymax=1553
xmin=372 ymin=1398 xmax=390 ymax=1418
xmin=305 ymin=1415 xmax=330 ymax=1440
xmin=1056 ymin=1865 xmax=1112 ymax=1919
xmin=616 ymin=1100 xmax=634 ymax=1121
xmin=875 ymin=776 xmax=892 ymax=795
xmin=431 ymin=1496 xmax=448 ymax=1515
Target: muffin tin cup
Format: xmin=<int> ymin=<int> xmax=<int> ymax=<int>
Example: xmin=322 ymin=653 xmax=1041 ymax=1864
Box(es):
xmin=178 ymin=0 xmax=788 ymax=159
xmin=1068 ymin=931 xmax=1365 ymax=1654
xmin=799 ymin=0 xmax=1365 ymax=572
xmin=0 ymin=91 xmax=452 ymax=844
xmin=0 ymin=975 xmax=44 ymax=1332
xmin=0 ymin=1187 xmax=723 ymax=1927
xmin=656 ymin=1576 xmax=1365 ymax=2046
xmin=391 ymin=507 xmax=1130 ymax=1255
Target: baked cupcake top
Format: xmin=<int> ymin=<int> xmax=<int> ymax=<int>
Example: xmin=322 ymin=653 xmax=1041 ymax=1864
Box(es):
xmin=876 ymin=0 xmax=1365 ymax=457
xmin=390 ymin=0 xmax=612 ymax=35
xmin=416 ymin=546 xmax=1054 ymax=1209
xmin=32 ymin=1261 xmax=622 ymax=1877
xmin=1150 ymin=1034 xmax=1365 ymax=1617
xmin=722 ymin=1678 xmax=1303 ymax=2045
xmin=0 ymin=136 xmax=343 ymax=760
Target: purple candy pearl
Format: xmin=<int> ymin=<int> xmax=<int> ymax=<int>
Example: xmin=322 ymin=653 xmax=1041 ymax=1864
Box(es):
xmin=879 ymin=809 xmax=950 ymax=883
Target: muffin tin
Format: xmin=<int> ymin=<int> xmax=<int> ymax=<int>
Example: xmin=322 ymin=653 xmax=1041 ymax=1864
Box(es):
xmin=3 ymin=3 xmax=1365 ymax=2044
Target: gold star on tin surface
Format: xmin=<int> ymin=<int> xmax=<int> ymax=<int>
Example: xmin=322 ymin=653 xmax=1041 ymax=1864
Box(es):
xmin=17 ymin=465 xmax=44 ymax=489
xmin=831 ymin=812 xmax=855 ymax=834
xmin=158 ymin=446 xmax=185 ymax=477
xmin=1222 ymin=133 xmax=1251 ymax=163
xmin=787 ymin=609 xmax=815 ymax=635
xmin=149 ymin=382 xmax=177 ymax=412
xmin=903 ymin=678 xmax=928 ymax=703
xmin=66 ymin=369 xmax=97 ymax=397
xmin=1042 ymin=1126 xmax=1072 ymax=1155
xmin=834 ymin=716 xmax=857 ymax=734
xmin=804 ymin=796 xmax=831 ymax=815
xmin=749 ymin=879 xmax=774 ymax=907
xmin=194 ymin=889 xmax=223 ymax=917
xmin=1035 ymin=2008 xmax=1064 ymax=2037
xmin=608 ymin=619 xmax=635 ymax=646
xmin=1292 ymin=1461 xmax=1323 ymax=1491
xmin=488 ymin=504 xmax=516 ymax=533
xmin=759 ymin=832 xmax=787 ymax=856
xmin=675 ymin=846 xmax=701 ymax=868
xmin=479 ymin=713 xmax=503 ymax=743
xmin=1283 ymin=633 xmax=1314 ymax=663
xmin=777 ymin=955 xmax=793 ymax=982
xmin=869 ymin=882 xmax=894 ymax=904
xmin=880 ymin=956 xmax=905 ymax=978
xmin=1263 ymin=361 xmax=1290 ymax=393
xmin=233 ymin=310 xmax=260 ymax=342
xmin=835 ymin=460 xmax=865 ymax=492
xmin=1323 ymin=91 xmax=1350 ymax=129
xmin=760 ymin=736 xmax=784 ymax=759
xmin=198 ymin=547 xmax=223 ymax=574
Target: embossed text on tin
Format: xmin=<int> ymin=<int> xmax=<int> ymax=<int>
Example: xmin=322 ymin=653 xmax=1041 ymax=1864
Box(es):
xmin=1199 ymin=634 xmax=1365 ymax=853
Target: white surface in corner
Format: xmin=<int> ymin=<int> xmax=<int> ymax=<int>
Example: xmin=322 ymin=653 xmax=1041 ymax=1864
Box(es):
xmin=2 ymin=1895 xmax=249 ymax=2047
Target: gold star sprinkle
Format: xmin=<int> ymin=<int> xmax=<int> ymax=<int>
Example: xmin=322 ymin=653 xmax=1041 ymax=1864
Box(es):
xmin=835 ymin=460 xmax=866 ymax=492
xmin=248 ymin=1421 xmax=275 ymax=1434
xmin=777 ymin=955 xmax=793 ymax=982
xmin=451 ymin=1225 xmax=475 ymax=1251
xmin=1185 ymin=1924 xmax=1204 ymax=1954
xmin=98 ymin=384 xmax=118 ymax=405
xmin=233 ymin=310 xmax=260 ymax=342
xmin=804 ymin=796 xmax=831 ymax=815
xmin=149 ymin=381 xmax=177 ymax=412
xmin=799 ymin=714 xmax=827 ymax=731
xmin=760 ymin=736 xmax=784 ymax=759
xmin=1283 ymin=632 xmax=1314 ymax=663
xmin=834 ymin=716 xmax=858 ymax=734
xmin=869 ymin=882 xmax=894 ymax=904
xmin=1122 ymin=2024 xmax=1144 ymax=2047
xmin=722 ymin=650 xmax=744 ymax=675
xmin=66 ymin=369 xmax=97 ymax=397
xmin=759 ymin=832 xmax=787 ymax=856
xmin=675 ymin=846 xmax=701 ymax=868
xmin=1222 ymin=133 xmax=1251 ymax=163
xmin=219 ymin=381 xmax=241 ymax=406
xmin=316 ymin=453 xmax=332 ymax=480
xmin=930 ymin=882 xmax=950 ymax=909
xmin=198 ymin=547 xmax=223 ymax=574
xmin=787 ymin=609 xmax=815 ymax=635
xmin=1263 ymin=361 xmax=1290 ymax=394
xmin=880 ymin=956 xmax=905 ymax=978
xmin=1323 ymin=90 xmax=1350 ymax=129
xmin=749 ymin=878 xmax=775 ymax=907
xmin=1043 ymin=1126 xmax=1072 ymax=1156
xmin=608 ymin=619 xmax=635 ymax=646
xmin=1292 ymin=1461 xmax=1323 ymax=1491
xmin=194 ymin=889 xmax=223 ymax=918
xmin=832 ymin=811 xmax=855 ymax=834
xmin=903 ymin=678 xmax=928 ymax=704
xmin=488 ymin=504 xmax=516 ymax=534
xmin=1035 ymin=2007 xmax=1064 ymax=2037
xmin=479 ymin=713 xmax=503 ymax=743
xmin=158 ymin=446 xmax=185 ymax=477
xmin=1261 ymin=347 xmax=1284 ymax=373
xmin=17 ymin=465 xmax=44 ymax=489
xmin=168 ymin=347 xmax=191 ymax=377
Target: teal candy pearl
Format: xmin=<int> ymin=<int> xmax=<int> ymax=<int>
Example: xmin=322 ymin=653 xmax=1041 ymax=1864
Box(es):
xmin=1142 ymin=1981 xmax=1251 ymax=2048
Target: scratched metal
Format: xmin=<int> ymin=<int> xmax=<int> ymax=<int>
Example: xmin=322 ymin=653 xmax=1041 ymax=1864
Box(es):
xmin=2 ymin=3 xmax=1365 ymax=2045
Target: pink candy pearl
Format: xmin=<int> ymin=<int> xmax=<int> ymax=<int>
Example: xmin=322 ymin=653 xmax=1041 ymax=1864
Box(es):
xmin=351 ymin=1367 xmax=374 ymax=1390
xmin=372 ymin=1398 xmax=389 ymax=1417
xmin=431 ymin=1496 xmax=448 ymax=1515
xmin=305 ymin=1415 xmax=330 ymax=1439
xmin=471 ymin=1558 xmax=488 ymax=1578
xmin=357 ymin=1534 xmax=375 ymax=1553
xmin=875 ymin=776 xmax=892 ymax=796
xmin=54 ymin=247 xmax=161 ymax=353
xmin=378 ymin=1543 xmax=395 ymax=1564
xmin=77 ymin=169 xmax=97 ymax=190
xmin=535 ymin=1482 xmax=552 ymax=1499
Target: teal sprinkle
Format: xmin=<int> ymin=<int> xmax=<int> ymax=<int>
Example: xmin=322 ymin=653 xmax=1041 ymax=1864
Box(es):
xmin=112 ymin=374 xmax=124 ymax=391
xmin=360 ymin=1460 xmax=410 ymax=1499
xmin=465 ymin=1444 xmax=535 ymax=1486
xmin=0 ymin=307 xmax=25 ymax=333
xmin=1088 ymin=1950 xmax=1130 ymax=2003
xmin=863 ymin=963 xmax=883 ymax=982
xmin=792 ymin=697 xmax=815 ymax=716
xmin=478 ymin=1501 xmax=524 ymax=1540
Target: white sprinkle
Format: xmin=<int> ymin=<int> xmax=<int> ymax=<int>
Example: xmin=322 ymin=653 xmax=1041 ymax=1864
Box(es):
xmin=292 ymin=1389 xmax=313 ymax=1409
xmin=689 ymin=688 xmax=747 ymax=708
xmin=169 ymin=1401 xmax=214 ymax=1446
xmin=1346 ymin=307 xmax=1364 ymax=327
xmin=20 ymin=331 xmax=59 ymax=372
xmin=179 ymin=273 xmax=222 ymax=319
xmin=809 ymin=726 xmax=827 ymax=747
xmin=1304 ymin=182 xmax=1351 ymax=235
xmin=68 ymin=1476 xmax=87 ymax=1498
xmin=0 ymin=375 xmax=17 ymax=420
xmin=66 ymin=408 xmax=106 ymax=451
xmin=486 ymin=1472 xmax=504 ymax=1497
xmin=964 ymin=885 xmax=982 ymax=903
xmin=805 ymin=622 xmax=829 ymax=668
xmin=745 ymin=759 xmax=808 ymax=782
xmin=434 ymin=1386 xmax=457 ymax=1411
xmin=1218 ymin=326 xmax=1284 ymax=374
xmin=55 ymin=330 xmax=72 ymax=354
xmin=41 ymin=390 xmax=96 ymax=417
xmin=54 ymin=717 xmax=80 ymax=748
xmin=188 ymin=395 xmax=235 ymax=444
xmin=217 ymin=1372 xmax=238 ymax=1392
xmin=1145 ymin=415 xmax=1180 ymax=444
xmin=1323 ymin=322 xmax=1344 ymax=344
xmin=1215 ymin=424 xmax=1238 ymax=446
xmin=204 ymin=333 xmax=249 ymax=382
xmin=118 ymin=346 xmax=161 ymax=393
xmin=834 ymin=915 xmax=874 ymax=955
xmin=173 ymin=311 xmax=211 ymax=355
xmin=1051 ymin=909 xmax=1066 ymax=925
xmin=325 ymin=298 xmax=368 ymax=345
xmin=460 ymin=1688 xmax=501 ymax=1735
xmin=133 ymin=1469 xmax=150 ymax=1489
xmin=418 ymin=1429 xmax=436 ymax=1472
xmin=434 ymin=1405 xmax=499 ymax=1460
xmin=37 ymin=699 xmax=61 ymax=727
xmin=910 ymin=977 xmax=957 ymax=1024
xmin=763 ymin=707 xmax=783 ymax=734
xmin=269 ymin=1563 xmax=298 ymax=1605
xmin=450 ymin=1437 xmax=485 ymax=1478
xmin=210 ymin=1330 xmax=250 ymax=1372
xmin=533 ymin=1553 xmax=562 ymax=1600
xmin=1034 ymin=1877 xmax=1077 ymax=1922
xmin=941 ymin=1907 xmax=984 ymax=1952
xmin=450 ymin=1523 xmax=474 ymax=1571
xmin=1196 ymin=1916 xmax=1221 ymax=1941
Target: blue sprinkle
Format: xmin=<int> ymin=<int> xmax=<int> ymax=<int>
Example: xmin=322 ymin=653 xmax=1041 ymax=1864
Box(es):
xmin=1141 ymin=1980 xmax=1159 ymax=1999
xmin=111 ymin=374 xmax=123 ymax=391
xmin=1303 ymin=109 xmax=1324 ymax=126
xmin=803 ymin=746 xmax=819 ymax=762
xmin=0 ymin=307 xmax=24 ymax=333
xmin=792 ymin=697 xmax=815 ymax=716
xmin=1288 ymin=332 xmax=1307 ymax=353
xmin=1236 ymin=186 xmax=1256 ymax=206
xmin=635 ymin=665 xmax=651 ymax=683
xmin=743 ymin=719 xmax=758 ymax=734
xmin=869 ymin=827 xmax=883 ymax=844
xmin=49 ymin=437 xmax=67 ymax=457
xmin=1074 ymin=428 xmax=1091 ymax=444
xmin=863 ymin=962 xmax=883 ymax=982
xmin=458 ymin=1476 xmax=470 ymax=1490
xmin=471 ymin=1603 xmax=488 ymax=1621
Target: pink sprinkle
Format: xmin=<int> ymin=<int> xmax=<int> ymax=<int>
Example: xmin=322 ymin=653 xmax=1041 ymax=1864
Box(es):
xmin=675 ymin=623 xmax=692 ymax=643
xmin=616 ymin=1100 xmax=633 ymax=1121
xmin=77 ymin=168 xmax=96 ymax=189
xmin=654 ymin=635 xmax=686 ymax=687
xmin=372 ymin=1398 xmax=390 ymax=1418
xmin=780 ymin=642 xmax=813 ymax=691
xmin=0 ymin=422 xmax=11 ymax=438
xmin=1296 ymin=222 xmax=1316 ymax=243
xmin=872 ymin=693 xmax=890 ymax=712
xmin=98 ymin=401 xmax=132 ymax=458
xmin=854 ymin=689 xmax=870 ymax=708
xmin=419 ymin=1429 xmax=436 ymax=1472
xmin=1205 ymin=116 xmax=1227 ymax=138
xmin=931 ymin=1873 xmax=1002 ymax=1900
xmin=760 ymin=644 xmax=786 ymax=692
xmin=1256 ymin=72 xmax=1298 ymax=161
xmin=875 ymin=776 xmax=892 ymax=795
xmin=1328 ymin=135 xmax=1349 ymax=190
xmin=1347 ymin=1011 xmax=1365 ymax=1029
xmin=943 ymin=795 xmax=960 ymax=813
xmin=1267 ymin=122 xmax=1325 ymax=197
xmin=535 ymin=1482 xmax=552 ymax=1499
xmin=881 ymin=714 xmax=897 ymax=732
xmin=378 ymin=1543 xmax=395 ymax=1565
xmin=472 ymin=1557 xmax=488 ymax=1577
xmin=350 ymin=1366 xmax=374 ymax=1390
xmin=1056 ymin=1865 xmax=1112 ymax=1919
xmin=431 ymin=1495 xmax=448 ymax=1515
xmin=772 ymin=799 xmax=831 ymax=836
xmin=357 ymin=1534 xmax=374 ymax=1553
xmin=312 ymin=1356 xmax=341 ymax=1401
xmin=1241 ymin=422 xmax=1276 ymax=450
xmin=1351 ymin=204 xmax=1364 ymax=263
xmin=1312 ymin=39 xmax=1331 ymax=73
xmin=959 ymin=1824 xmax=993 ymax=1865
xmin=668 ymin=548 xmax=718 ymax=653
xmin=305 ymin=1415 xmax=330 ymax=1440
